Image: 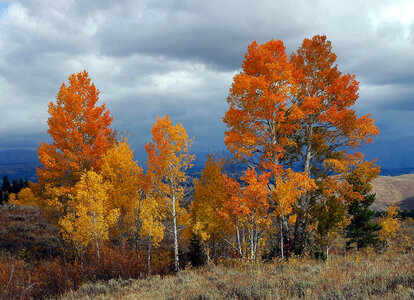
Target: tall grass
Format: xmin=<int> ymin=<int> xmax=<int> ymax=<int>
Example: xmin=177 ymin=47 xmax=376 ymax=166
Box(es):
xmin=61 ymin=251 xmax=414 ymax=300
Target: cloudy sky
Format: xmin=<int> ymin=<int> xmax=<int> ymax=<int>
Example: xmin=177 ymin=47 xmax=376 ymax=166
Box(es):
xmin=0 ymin=0 xmax=413 ymax=169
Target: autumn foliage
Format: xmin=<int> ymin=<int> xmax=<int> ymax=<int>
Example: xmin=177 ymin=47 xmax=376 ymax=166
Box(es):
xmin=35 ymin=70 xmax=114 ymax=223
xmin=145 ymin=115 xmax=194 ymax=273
xmin=3 ymin=35 xmax=411 ymax=300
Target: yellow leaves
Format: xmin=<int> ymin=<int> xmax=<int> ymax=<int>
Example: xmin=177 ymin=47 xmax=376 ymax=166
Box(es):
xmin=101 ymin=140 xmax=142 ymax=217
xmin=139 ymin=194 xmax=165 ymax=246
xmin=272 ymin=168 xmax=315 ymax=217
xmin=59 ymin=171 xmax=120 ymax=251
xmin=12 ymin=188 xmax=37 ymax=206
xmin=190 ymin=155 xmax=229 ymax=242
xmin=288 ymin=214 xmax=297 ymax=225
xmin=378 ymin=205 xmax=401 ymax=243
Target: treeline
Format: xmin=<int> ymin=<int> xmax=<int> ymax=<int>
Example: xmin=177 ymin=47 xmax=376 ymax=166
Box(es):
xmin=0 ymin=175 xmax=29 ymax=204
xmin=1 ymin=34 xmax=412 ymax=299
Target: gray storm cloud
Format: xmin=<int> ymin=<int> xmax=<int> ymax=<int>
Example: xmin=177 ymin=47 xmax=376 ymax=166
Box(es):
xmin=0 ymin=0 xmax=413 ymax=168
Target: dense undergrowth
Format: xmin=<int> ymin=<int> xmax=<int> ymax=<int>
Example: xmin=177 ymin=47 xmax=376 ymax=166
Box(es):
xmin=0 ymin=246 xmax=174 ymax=300
xmin=60 ymin=251 xmax=414 ymax=300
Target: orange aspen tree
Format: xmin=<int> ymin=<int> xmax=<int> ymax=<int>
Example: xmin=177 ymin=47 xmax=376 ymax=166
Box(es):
xmin=145 ymin=115 xmax=194 ymax=274
xmin=218 ymin=169 xmax=271 ymax=260
xmin=224 ymin=36 xmax=379 ymax=257
xmin=36 ymin=70 xmax=113 ymax=223
xmin=223 ymin=39 xmax=300 ymax=171
xmin=290 ymin=35 xmax=379 ymax=254
xmin=220 ymin=174 xmax=245 ymax=258
xmin=223 ymin=39 xmax=313 ymax=258
xmin=239 ymin=168 xmax=271 ymax=260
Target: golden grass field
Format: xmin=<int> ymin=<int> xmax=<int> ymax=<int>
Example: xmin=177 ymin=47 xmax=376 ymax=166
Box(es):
xmin=60 ymin=251 xmax=414 ymax=300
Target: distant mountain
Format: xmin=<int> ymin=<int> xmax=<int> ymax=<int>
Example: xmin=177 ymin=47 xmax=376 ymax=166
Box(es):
xmin=380 ymin=167 xmax=414 ymax=176
xmin=0 ymin=149 xmax=40 ymax=183
xmin=372 ymin=174 xmax=414 ymax=211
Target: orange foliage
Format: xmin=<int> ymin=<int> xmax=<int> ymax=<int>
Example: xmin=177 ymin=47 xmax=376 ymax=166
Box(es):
xmin=223 ymin=39 xmax=300 ymax=169
xmin=290 ymin=35 xmax=379 ymax=172
xmin=219 ymin=168 xmax=271 ymax=259
xmin=35 ymin=70 xmax=113 ymax=221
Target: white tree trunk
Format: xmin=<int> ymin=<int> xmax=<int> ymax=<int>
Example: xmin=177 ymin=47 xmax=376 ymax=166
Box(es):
xmin=172 ymin=193 xmax=179 ymax=274
xmin=280 ymin=220 xmax=284 ymax=260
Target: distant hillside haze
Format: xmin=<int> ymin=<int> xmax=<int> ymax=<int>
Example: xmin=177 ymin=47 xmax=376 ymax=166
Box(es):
xmin=0 ymin=149 xmax=39 ymax=164
xmin=0 ymin=149 xmax=40 ymax=183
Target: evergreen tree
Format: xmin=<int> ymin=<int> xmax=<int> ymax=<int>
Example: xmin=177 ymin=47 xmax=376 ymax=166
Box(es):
xmin=346 ymin=194 xmax=381 ymax=250
xmin=19 ymin=178 xmax=24 ymax=189
xmin=12 ymin=179 xmax=19 ymax=194
xmin=2 ymin=191 xmax=9 ymax=203
xmin=2 ymin=176 xmax=11 ymax=193
xmin=188 ymin=234 xmax=205 ymax=268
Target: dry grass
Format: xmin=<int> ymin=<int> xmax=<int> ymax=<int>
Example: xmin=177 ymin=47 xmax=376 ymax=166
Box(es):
xmin=60 ymin=251 xmax=414 ymax=300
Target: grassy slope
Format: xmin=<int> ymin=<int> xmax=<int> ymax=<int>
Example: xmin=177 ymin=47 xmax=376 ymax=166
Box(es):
xmin=0 ymin=204 xmax=62 ymax=258
xmin=372 ymin=174 xmax=414 ymax=211
xmin=61 ymin=252 xmax=414 ymax=300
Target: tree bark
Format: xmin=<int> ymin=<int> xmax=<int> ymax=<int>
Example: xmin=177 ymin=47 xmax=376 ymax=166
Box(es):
xmin=147 ymin=238 xmax=152 ymax=274
xmin=172 ymin=193 xmax=179 ymax=274
xmin=280 ymin=219 xmax=284 ymax=260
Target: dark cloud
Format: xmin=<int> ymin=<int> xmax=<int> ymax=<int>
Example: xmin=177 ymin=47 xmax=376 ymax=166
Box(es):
xmin=0 ymin=0 xmax=413 ymax=169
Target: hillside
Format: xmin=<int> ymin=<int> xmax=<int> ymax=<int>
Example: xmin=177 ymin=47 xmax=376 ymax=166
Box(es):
xmin=372 ymin=174 xmax=414 ymax=211
xmin=0 ymin=204 xmax=62 ymax=258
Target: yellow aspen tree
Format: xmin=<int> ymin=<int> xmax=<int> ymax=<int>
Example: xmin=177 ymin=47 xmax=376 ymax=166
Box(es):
xmin=11 ymin=187 xmax=37 ymax=206
xmin=59 ymin=171 xmax=119 ymax=258
xmin=190 ymin=155 xmax=230 ymax=261
xmin=100 ymin=139 xmax=164 ymax=249
xmin=145 ymin=115 xmax=194 ymax=273
xmin=100 ymin=139 xmax=143 ymax=246
xmin=378 ymin=205 xmax=401 ymax=249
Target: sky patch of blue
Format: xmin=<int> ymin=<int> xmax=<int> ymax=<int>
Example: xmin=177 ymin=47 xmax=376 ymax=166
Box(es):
xmin=0 ymin=2 xmax=9 ymax=18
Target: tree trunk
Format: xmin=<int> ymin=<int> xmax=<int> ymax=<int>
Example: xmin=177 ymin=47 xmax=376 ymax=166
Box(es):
xmin=236 ymin=223 xmax=243 ymax=258
xmin=280 ymin=220 xmax=284 ymax=260
xmin=293 ymin=211 xmax=307 ymax=255
xmin=95 ymin=237 xmax=101 ymax=260
xmin=147 ymin=238 xmax=152 ymax=274
xmin=172 ymin=193 xmax=179 ymax=274
xmin=250 ymin=217 xmax=254 ymax=261
xmin=293 ymin=124 xmax=313 ymax=255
